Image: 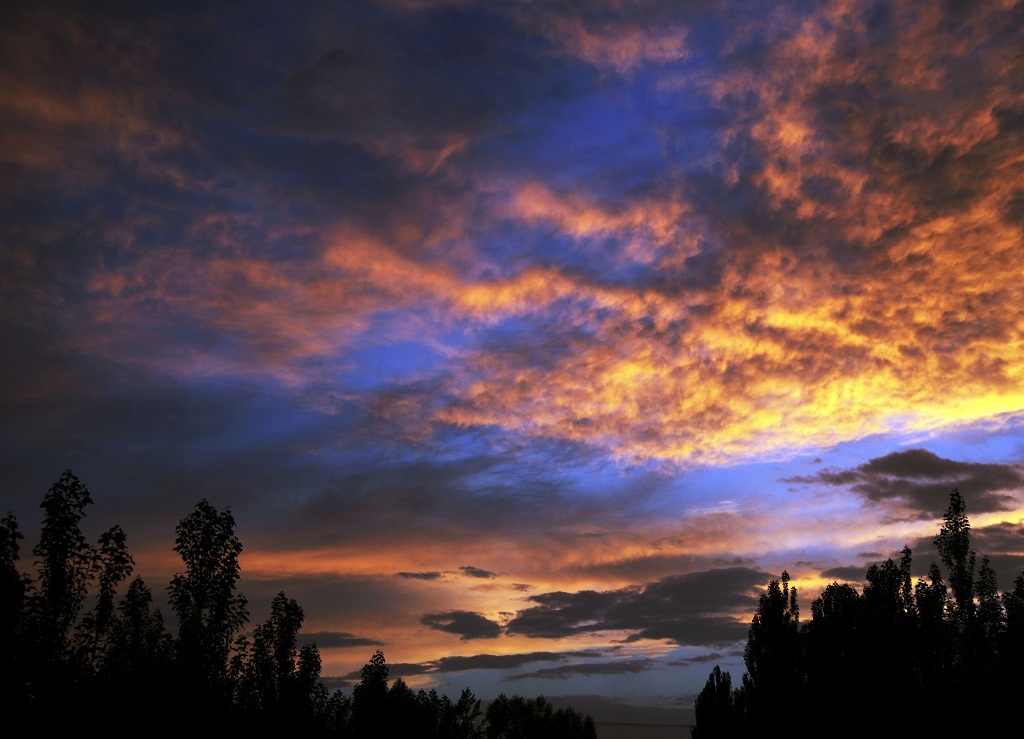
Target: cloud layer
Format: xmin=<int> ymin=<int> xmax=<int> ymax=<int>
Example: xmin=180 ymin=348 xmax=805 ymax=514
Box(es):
xmin=3 ymin=1 xmax=1020 ymax=468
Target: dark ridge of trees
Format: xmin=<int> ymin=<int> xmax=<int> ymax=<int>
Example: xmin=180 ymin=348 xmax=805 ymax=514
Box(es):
xmin=0 ymin=469 xmax=597 ymax=737
xmin=693 ymin=488 xmax=1024 ymax=738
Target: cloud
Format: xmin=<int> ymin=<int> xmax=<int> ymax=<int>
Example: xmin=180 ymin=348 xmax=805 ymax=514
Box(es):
xmin=6 ymin=0 xmax=1021 ymax=473
xmin=297 ymin=631 xmax=384 ymax=649
xmin=668 ymin=650 xmax=744 ymax=667
xmin=459 ymin=566 xmax=497 ymax=579
xmin=785 ymin=448 xmax=1024 ymax=515
xmin=504 ymin=658 xmax=656 ymax=681
xmin=505 ymin=567 xmax=768 ymax=647
xmin=0 ymin=3 xmax=191 ymax=178
xmin=396 ymin=571 xmax=443 ymax=580
xmin=418 ymin=0 xmax=1024 ymax=465
xmin=420 ymin=610 xmax=503 ymax=640
xmin=338 ymin=649 xmax=609 ymax=680
xmin=819 ymin=566 xmax=870 ymax=583
xmin=425 ymin=650 xmax=607 ymax=673
xmin=283 ymin=5 xmax=589 ymax=175
xmin=505 ymin=1 xmax=693 ymax=74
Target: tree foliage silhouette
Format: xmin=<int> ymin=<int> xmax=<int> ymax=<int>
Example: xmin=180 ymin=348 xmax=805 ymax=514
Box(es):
xmin=0 ymin=512 xmax=29 ymax=701
xmin=76 ymin=524 xmax=134 ymax=670
xmin=935 ymin=488 xmax=975 ymax=626
xmin=485 ymin=693 xmax=595 ymax=739
xmin=340 ymin=649 xmax=487 ymax=738
xmin=168 ymin=498 xmax=248 ymax=704
xmin=0 ymin=469 xmax=597 ymax=736
xmin=695 ymin=488 xmax=1024 ymax=737
xmin=741 ymin=570 xmax=800 ymax=724
xmin=692 ymin=665 xmax=736 ymax=739
xmin=30 ymin=470 xmax=95 ymax=666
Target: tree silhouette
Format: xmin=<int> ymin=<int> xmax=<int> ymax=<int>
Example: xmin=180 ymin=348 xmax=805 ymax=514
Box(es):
xmin=913 ymin=560 xmax=951 ymax=704
xmin=76 ymin=524 xmax=134 ymax=670
xmin=100 ymin=575 xmax=175 ymax=722
xmin=291 ymin=642 xmax=332 ymax=728
xmin=1001 ymin=570 xmax=1024 ymax=703
xmin=975 ymin=555 xmax=1002 ymax=663
xmin=449 ymin=687 xmax=485 ymax=738
xmin=0 ymin=512 xmax=28 ymax=701
xmin=232 ymin=590 xmax=335 ymax=733
xmin=328 ymin=650 xmax=494 ymax=738
xmin=485 ymin=693 xmax=595 ymax=739
xmin=694 ymin=489 xmax=1024 ymax=737
xmin=0 ymin=469 xmax=600 ymax=737
xmin=803 ymin=581 xmax=861 ymax=718
xmin=168 ymin=498 xmax=248 ymax=708
xmin=350 ymin=648 xmax=390 ymax=737
xmin=935 ymin=488 xmax=976 ymax=626
xmin=859 ymin=546 xmax=917 ymax=719
xmin=30 ymin=470 xmax=95 ymax=667
xmin=693 ymin=665 xmax=737 ymax=739
xmin=742 ymin=570 xmax=800 ymax=723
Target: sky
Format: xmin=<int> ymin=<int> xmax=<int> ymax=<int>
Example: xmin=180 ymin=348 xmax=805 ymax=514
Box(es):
xmin=1 ymin=0 xmax=1023 ymax=727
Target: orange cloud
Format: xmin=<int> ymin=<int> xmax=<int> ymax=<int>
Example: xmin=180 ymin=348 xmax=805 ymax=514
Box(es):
xmin=507 ymin=1 xmax=689 ymax=74
xmin=0 ymin=5 xmax=191 ymax=182
xmin=508 ymin=182 xmax=697 ymax=267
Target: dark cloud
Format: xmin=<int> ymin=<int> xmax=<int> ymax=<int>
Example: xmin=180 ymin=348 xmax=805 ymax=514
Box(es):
xmin=504 ymin=658 xmax=655 ymax=681
xmin=820 ymin=566 xmax=870 ymax=583
xmin=424 ymin=650 xmax=607 ymax=674
xmin=271 ymin=451 xmax=584 ymax=550
xmin=973 ymin=521 xmax=1024 ymax=557
xmin=396 ymin=571 xmax=443 ymax=580
xmin=420 ymin=610 xmax=503 ymax=640
xmin=297 ymin=632 xmax=383 ymax=649
xmin=668 ymin=649 xmax=744 ymax=667
xmin=338 ymin=649 xmax=608 ymax=681
xmin=283 ymin=4 xmax=590 ymax=178
xmin=505 ymin=567 xmax=769 ymax=647
xmin=784 ymin=449 xmax=1024 ymax=516
xmin=459 ymin=566 xmax=497 ymax=579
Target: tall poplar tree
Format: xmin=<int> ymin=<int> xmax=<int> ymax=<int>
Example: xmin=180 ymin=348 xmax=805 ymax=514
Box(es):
xmin=168 ymin=499 xmax=248 ymax=704
xmin=934 ymin=488 xmax=976 ymax=626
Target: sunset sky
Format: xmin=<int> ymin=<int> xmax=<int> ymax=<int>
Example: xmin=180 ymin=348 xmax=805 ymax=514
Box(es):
xmin=2 ymin=0 xmax=1023 ymax=725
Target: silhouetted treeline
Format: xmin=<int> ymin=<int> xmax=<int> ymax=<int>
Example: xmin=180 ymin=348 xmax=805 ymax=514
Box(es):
xmin=0 ymin=469 xmax=595 ymax=738
xmin=693 ymin=488 xmax=1024 ymax=737
xmin=344 ymin=649 xmax=596 ymax=739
